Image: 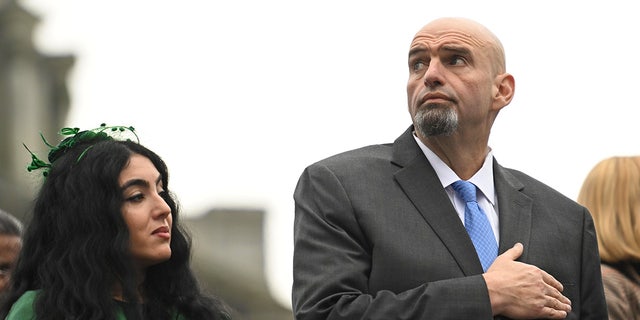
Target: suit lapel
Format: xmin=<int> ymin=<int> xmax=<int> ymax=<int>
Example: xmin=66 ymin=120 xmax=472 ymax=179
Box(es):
xmin=493 ymin=162 xmax=533 ymax=258
xmin=391 ymin=127 xmax=483 ymax=275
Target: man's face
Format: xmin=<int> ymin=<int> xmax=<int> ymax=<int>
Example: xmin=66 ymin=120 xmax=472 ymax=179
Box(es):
xmin=406 ymin=19 xmax=499 ymax=138
xmin=0 ymin=234 xmax=21 ymax=294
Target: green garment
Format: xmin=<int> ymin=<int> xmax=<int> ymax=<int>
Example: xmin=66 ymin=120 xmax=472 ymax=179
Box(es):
xmin=5 ymin=290 xmax=187 ymax=320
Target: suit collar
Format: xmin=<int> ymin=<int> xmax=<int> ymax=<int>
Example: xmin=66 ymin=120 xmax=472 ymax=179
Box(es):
xmin=493 ymin=163 xmax=533 ymax=258
xmin=392 ymin=126 xmax=534 ymax=273
xmin=391 ymin=126 xmax=423 ymax=167
xmin=393 ymin=126 xmax=483 ymax=274
xmin=414 ymin=134 xmax=496 ymax=207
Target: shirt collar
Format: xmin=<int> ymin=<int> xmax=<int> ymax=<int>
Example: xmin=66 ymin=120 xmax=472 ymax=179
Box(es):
xmin=413 ymin=133 xmax=496 ymax=205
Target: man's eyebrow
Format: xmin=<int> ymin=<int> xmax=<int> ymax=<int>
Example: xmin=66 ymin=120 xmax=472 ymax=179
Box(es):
xmin=440 ymin=45 xmax=471 ymax=56
xmin=408 ymin=45 xmax=471 ymax=58
xmin=408 ymin=46 xmax=427 ymax=58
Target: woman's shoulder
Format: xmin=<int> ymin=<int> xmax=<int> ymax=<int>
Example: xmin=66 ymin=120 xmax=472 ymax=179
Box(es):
xmin=602 ymin=263 xmax=624 ymax=277
xmin=5 ymin=290 xmax=39 ymax=319
xmin=602 ymin=263 xmax=640 ymax=284
xmin=601 ymin=263 xmax=640 ymax=319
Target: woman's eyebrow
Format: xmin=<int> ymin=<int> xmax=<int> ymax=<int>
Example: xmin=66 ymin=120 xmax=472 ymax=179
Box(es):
xmin=120 ymin=179 xmax=149 ymax=191
xmin=121 ymin=174 xmax=163 ymax=190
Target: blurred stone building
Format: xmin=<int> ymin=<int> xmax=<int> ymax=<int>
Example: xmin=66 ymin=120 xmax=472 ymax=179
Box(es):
xmin=0 ymin=1 xmax=292 ymax=319
xmin=0 ymin=0 xmax=73 ymax=217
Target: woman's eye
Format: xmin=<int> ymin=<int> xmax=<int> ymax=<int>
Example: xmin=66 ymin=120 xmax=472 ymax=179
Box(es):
xmin=126 ymin=194 xmax=144 ymax=202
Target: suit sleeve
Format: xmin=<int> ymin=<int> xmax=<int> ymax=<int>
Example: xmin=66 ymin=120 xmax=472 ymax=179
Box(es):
xmin=292 ymin=164 xmax=493 ymax=320
xmin=578 ymin=209 xmax=610 ymax=319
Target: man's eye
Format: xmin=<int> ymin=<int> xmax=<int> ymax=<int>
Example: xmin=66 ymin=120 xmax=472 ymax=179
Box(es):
xmin=412 ymin=61 xmax=427 ymax=72
xmin=0 ymin=264 xmax=11 ymax=275
xmin=448 ymin=56 xmax=466 ymax=66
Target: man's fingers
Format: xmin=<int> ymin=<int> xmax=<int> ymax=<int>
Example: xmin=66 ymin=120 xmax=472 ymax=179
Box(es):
xmin=498 ymin=242 xmax=524 ymax=261
xmin=548 ymin=295 xmax=572 ymax=313
xmin=542 ymin=306 xmax=569 ymax=319
xmin=545 ymin=283 xmax=572 ymax=306
xmin=542 ymin=271 xmax=564 ymax=292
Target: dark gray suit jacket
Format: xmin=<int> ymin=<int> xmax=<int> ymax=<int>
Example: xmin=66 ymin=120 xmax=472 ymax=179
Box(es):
xmin=292 ymin=126 xmax=607 ymax=319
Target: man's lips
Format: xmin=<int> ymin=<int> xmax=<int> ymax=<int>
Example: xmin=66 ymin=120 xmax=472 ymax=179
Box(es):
xmin=152 ymin=226 xmax=171 ymax=239
xmin=421 ymin=92 xmax=451 ymax=104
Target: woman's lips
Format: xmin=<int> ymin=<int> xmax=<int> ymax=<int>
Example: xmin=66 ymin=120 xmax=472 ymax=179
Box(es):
xmin=152 ymin=226 xmax=171 ymax=239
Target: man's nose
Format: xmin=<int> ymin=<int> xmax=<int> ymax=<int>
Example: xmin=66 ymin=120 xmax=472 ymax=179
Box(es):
xmin=423 ymin=60 xmax=444 ymax=87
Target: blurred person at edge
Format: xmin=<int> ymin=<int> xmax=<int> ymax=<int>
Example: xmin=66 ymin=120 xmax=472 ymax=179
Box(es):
xmin=578 ymin=156 xmax=640 ymax=319
xmin=0 ymin=209 xmax=22 ymax=299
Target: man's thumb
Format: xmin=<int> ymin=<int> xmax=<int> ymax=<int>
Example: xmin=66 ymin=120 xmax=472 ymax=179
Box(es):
xmin=501 ymin=242 xmax=524 ymax=261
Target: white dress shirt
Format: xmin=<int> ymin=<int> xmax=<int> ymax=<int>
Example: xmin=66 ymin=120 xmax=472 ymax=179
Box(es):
xmin=413 ymin=134 xmax=500 ymax=242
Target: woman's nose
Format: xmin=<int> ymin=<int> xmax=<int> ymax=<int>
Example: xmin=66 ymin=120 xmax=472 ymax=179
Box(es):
xmin=153 ymin=193 xmax=171 ymax=218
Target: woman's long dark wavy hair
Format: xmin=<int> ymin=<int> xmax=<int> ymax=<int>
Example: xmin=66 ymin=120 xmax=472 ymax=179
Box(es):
xmin=0 ymin=138 xmax=230 ymax=319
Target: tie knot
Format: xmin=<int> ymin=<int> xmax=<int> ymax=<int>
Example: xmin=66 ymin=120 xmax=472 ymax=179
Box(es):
xmin=451 ymin=180 xmax=477 ymax=203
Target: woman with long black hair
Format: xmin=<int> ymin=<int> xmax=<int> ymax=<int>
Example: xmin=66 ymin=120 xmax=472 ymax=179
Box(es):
xmin=1 ymin=124 xmax=230 ymax=320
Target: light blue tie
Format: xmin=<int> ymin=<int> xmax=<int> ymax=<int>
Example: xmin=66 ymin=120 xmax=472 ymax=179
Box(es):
xmin=451 ymin=180 xmax=498 ymax=272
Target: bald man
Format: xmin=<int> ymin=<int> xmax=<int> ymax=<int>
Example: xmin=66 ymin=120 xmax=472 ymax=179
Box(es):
xmin=293 ymin=17 xmax=607 ymax=319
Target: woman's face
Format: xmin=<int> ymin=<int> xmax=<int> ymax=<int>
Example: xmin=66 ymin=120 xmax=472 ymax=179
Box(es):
xmin=119 ymin=154 xmax=172 ymax=270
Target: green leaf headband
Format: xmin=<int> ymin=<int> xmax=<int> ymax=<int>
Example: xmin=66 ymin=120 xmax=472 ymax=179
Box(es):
xmin=24 ymin=123 xmax=139 ymax=177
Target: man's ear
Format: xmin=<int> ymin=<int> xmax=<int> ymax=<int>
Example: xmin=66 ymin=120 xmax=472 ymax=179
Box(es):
xmin=493 ymin=73 xmax=515 ymax=111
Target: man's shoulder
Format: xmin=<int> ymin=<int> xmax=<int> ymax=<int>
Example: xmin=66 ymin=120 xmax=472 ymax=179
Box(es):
xmin=306 ymin=126 xmax=416 ymax=170
xmin=312 ymin=143 xmax=394 ymax=166
xmin=499 ymin=166 xmax=579 ymax=207
xmin=299 ymin=143 xmax=399 ymax=182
